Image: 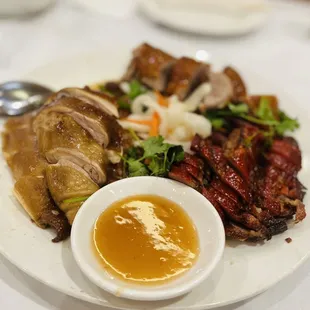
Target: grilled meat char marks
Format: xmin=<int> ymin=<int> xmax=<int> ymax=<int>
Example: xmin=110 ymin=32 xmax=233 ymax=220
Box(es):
xmin=170 ymin=128 xmax=306 ymax=242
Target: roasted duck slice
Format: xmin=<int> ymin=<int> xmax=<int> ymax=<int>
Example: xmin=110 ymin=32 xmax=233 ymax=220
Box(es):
xmin=165 ymin=57 xmax=210 ymax=100
xmin=225 ymin=222 xmax=270 ymax=242
xmin=36 ymin=113 xmax=107 ymax=185
xmin=34 ymin=96 xmax=123 ymax=148
xmin=7 ymin=150 xmax=47 ymax=180
xmin=46 ymin=160 xmax=99 ymax=224
xmin=123 ymin=43 xmax=176 ymax=91
xmin=47 ymin=87 xmax=119 ymax=118
xmin=223 ymin=66 xmax=247 ymax=102
xmin=199 ymin=72 xmax=233 ymax=111
xmin=14 ymin=175 xmax=70 ymax=242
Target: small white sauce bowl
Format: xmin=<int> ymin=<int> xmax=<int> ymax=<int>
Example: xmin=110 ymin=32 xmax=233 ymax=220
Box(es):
xmin=71 ymin=176 xmax=225 ymax=301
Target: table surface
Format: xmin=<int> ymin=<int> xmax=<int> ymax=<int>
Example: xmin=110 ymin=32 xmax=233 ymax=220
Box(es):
xmin=1 ymin=0 xmax=310 ymax=309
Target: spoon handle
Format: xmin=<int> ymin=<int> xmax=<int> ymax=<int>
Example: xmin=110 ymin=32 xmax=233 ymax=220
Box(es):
xmin=0 ymin=98 xmax=6 ymax=116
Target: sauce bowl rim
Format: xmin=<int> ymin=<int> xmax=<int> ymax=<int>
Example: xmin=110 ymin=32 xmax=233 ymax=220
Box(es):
xmin=71 ymin=176 xmax=225 ymax=301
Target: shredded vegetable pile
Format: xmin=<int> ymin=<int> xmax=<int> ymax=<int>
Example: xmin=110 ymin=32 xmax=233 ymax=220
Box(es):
xmin=117 ymin=81 xmax=212 ymax=149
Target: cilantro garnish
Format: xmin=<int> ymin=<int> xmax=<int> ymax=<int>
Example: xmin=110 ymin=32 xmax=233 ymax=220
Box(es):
xmin=124 ymin=136 xmax=184 ymax=178
xmin=205 ymin=97 xmax=299 ymax=136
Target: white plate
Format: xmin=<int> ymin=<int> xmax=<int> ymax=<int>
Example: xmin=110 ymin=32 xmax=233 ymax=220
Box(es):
xmin=0 ymin=47 xmax=310 ymax=310
xmin=139 ymin=0 xmax=269 ymax=36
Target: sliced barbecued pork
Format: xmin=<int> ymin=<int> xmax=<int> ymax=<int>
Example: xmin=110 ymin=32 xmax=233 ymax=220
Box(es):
xmin=270 ymin=137 xmax=302 ymax=170
xmin=199 ymin=72 xmax=233 ymax=111
xmin=123 ymin=43 xmax=176 ymax=92
xmin=46 ymin=160 xmax=99 ymax=224
xmin=223 ymin=127 xmax=264 ymax=182
xmin=205 ymin=182 xmax=261 ymax=231
xmin=169 ymin=165 xmax=202 ymax=191
xmin=36 ymin=113 xmax=107 ymax=185
xmin=191 ymin=135 xmax=250 ymax=202
xmin=225 ymin=222 xmax=270 ymax=242
xmin=165 ymin=57 xmax=210 ymax=100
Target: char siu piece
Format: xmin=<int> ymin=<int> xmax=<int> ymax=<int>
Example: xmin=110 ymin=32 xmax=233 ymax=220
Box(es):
xmin=123 ymin=43 xmax=176 ymax=92
xmin=165 ymin=57 xmax=210 ymax=100
xmin=169 ymin=127 xmax=306 ymax=242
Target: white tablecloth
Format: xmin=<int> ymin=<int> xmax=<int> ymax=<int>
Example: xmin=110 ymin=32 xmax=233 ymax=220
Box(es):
xmin=1 ymin=0 xmax=310 ymax=309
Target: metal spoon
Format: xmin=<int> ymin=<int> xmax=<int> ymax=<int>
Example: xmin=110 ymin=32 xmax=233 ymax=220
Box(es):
xmin=0 ymin=81 xmax=53 ymax=116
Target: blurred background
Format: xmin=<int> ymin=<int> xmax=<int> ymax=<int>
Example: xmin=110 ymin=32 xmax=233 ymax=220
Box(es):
xmin=0 ymin=0 xmax=309 ymax=87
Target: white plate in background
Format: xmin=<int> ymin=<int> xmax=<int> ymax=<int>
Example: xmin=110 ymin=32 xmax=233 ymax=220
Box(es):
xmin=139 ymin=0 xmax=270 ymax=36
xmin=0 ymin=47 xmax=309 ymax=309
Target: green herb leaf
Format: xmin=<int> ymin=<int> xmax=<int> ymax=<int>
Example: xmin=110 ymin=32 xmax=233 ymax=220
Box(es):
xmin=127 ymin=159 xmax=149 ymax=177
xmin=255 ymin=97 xmax=275 ymax=121
xmin=98 ymin=85 xmax=113 ymax=96
xmin=228 ymin=103 xmax=249 ymax=114
xmin=169 ymin=145 xmax=185 ymax=163
xmin=275 ymin=111 xmax=300 ymax=135
xmin=141 ymin=136 xmax=171 ymax=158
xmin=63 ymin=196 xmax=90 ymax=204
xmin=241 ymin=115 xmax=279 ymax=126
xmin=117 ymin=99 xmax=131 ymax=110
xmin=124 ymin=136 xmax=184 ymax=178
xmin=211 ymin=118 xmax=226 ymax=129
xmin=128 ymin=80 xmax=146 ymax=100
xmin=148 ymin=156 xmax=167 ymax=176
